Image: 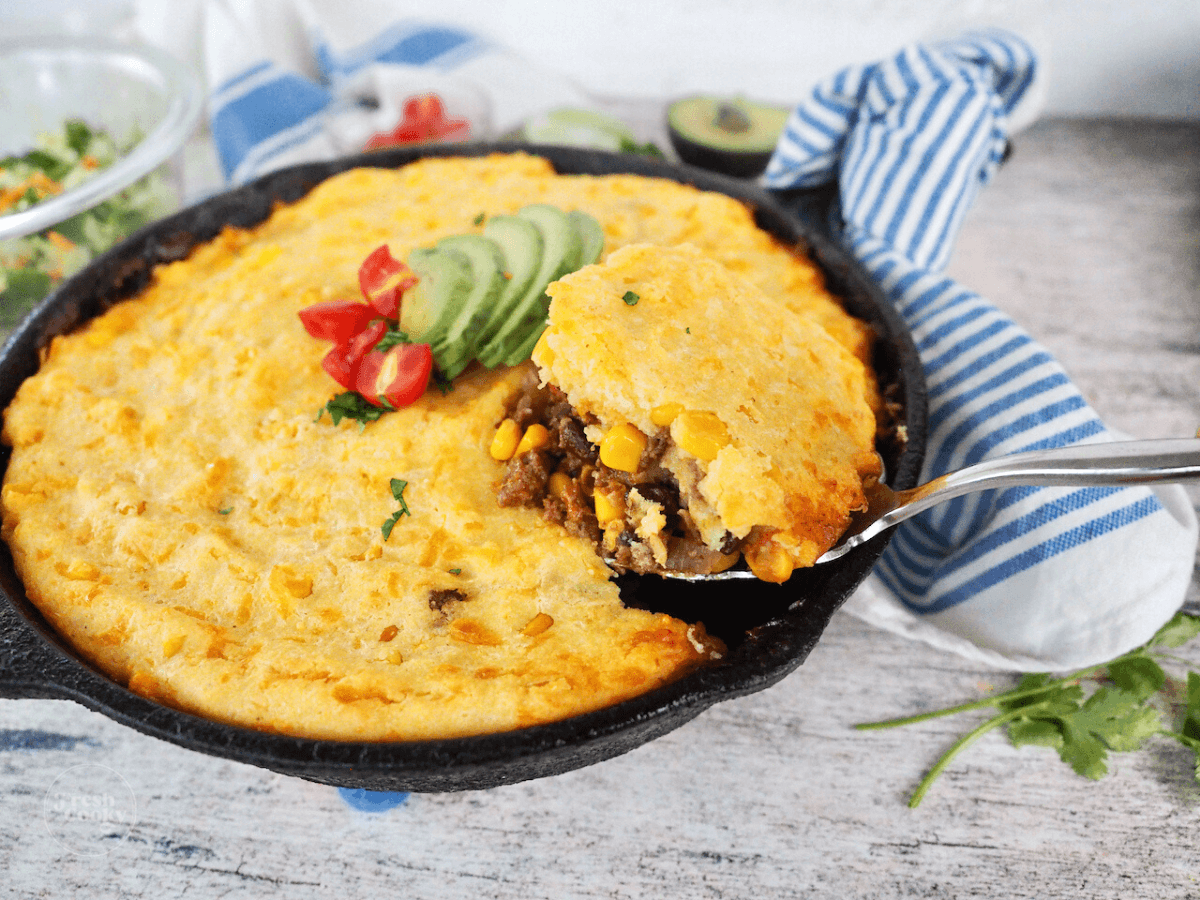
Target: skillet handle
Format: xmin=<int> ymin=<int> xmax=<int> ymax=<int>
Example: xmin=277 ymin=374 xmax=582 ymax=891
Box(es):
xmin=0 ymin=593 xmax=77 ymax=701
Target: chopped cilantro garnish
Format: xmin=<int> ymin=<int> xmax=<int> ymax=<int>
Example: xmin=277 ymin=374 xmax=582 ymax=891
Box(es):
xmin=375 ymin=326 xmax=412 ymax=353
xmin=473 ymin=211 xmax=486 ymax=225
xmin=622 ymin=291 xmax=640 ymax=306
xmin=381 ymin=478 xmax=412 ymax=539
xmin=317 ymin=391 xmax=387 ymax=428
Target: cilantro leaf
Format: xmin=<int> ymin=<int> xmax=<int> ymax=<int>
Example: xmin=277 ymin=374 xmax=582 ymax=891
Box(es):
xmin=1181 ymin=670 xmax=1200 ymax=742
xmin=1076 ymin=687 xmax=1162 ymax=753
xmin=375 ymin=327 xmax=412 ymax=353
xmin=1149 ymin=612 xmax=1200 ymax=648
xmin=997 ymin=681 xmax=1160 ymax=781
xmin=390 ymin=478 xmax=410 ymax=509
xmin=1173 ymin=733 xmax=1200 ymax=782
xmin=1054 ymin=717 xmax=1111 ymax=780
xmin=381 ymin=510 xmax=403 ymax=540
xmin=1006 ymin=718 xmax=1063 ymax=750
xmin=317 ymin=392 xmax=386 ymax=428
xmin=998 ymin=673 xmax=1082 ymax=711
xmin=381 ymin=479 xmax=411 ymax=540
xmin=1107 ymin=655 xmax=1166 ymax=701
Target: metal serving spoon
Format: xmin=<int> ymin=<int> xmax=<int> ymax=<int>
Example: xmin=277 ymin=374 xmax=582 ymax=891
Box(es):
xmin=667 ymin=437 xmax=1200 ymax=581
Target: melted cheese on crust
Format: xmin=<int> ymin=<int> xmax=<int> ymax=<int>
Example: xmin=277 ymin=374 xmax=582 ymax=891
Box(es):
xmin=1 ymin=153 xmax=874 ymax=740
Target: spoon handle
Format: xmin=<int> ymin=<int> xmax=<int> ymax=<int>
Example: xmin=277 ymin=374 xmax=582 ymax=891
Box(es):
xmin=827 ymin=437 xmax=1200 ymax=561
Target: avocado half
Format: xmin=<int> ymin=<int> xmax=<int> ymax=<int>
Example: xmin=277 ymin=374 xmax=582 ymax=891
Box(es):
xmin=666 ymin=95 xmax=790 ymax=178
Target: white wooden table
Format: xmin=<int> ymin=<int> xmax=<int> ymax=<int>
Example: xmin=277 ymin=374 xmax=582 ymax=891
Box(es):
xmin=3 ymin=116 xmax=1200 ymax=898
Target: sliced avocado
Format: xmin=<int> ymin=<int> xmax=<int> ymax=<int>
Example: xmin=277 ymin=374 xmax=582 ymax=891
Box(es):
xmin=502 ymin=305 xmax=551 ymax=368
xmin=666 ymin=95 xmax=790 ymax=178
xmin=498 ymin=209 xmax=606 ymax=365
xmin=472 ymin=214 xmax=543 ymax=358
xmin=399 ymin=246 xmax=474 ymax=354
xmin=568 ymin=209 xmax=605 ymax=267
xmin=522 ymin=107 xmax=638 ymax=151
xmin=479 ymin=204 xmax=581 ymax=368
xmin=431 ymin=234 xmax=507 ymax=379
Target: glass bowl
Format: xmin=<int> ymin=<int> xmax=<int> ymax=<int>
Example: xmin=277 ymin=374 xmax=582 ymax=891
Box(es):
xmin=0 ymin=35 xmax=203 ymax=327
xmin=0 ymin=35 xmax=203 ymax=241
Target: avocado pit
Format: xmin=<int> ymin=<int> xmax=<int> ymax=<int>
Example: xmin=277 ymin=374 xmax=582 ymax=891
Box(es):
xmin=666 ymin=95 xmax=790 ymax=178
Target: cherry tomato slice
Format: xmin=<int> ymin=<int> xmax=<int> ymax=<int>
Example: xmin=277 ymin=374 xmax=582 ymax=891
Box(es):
xmin=358 ymin=245 xmax=418 ymax=319
xmin=298 ymin=300 xmax=377 ymax=344
xmin=321 ymin=320 xmax=388 ymax=390
xmin=355 ymin=342 xmax=434 ymax=408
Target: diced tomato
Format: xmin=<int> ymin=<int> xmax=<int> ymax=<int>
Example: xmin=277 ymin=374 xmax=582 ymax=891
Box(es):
xmin=355 ymin=342 xmax=434 ymax=408
xmin=321 ymin=345 xmax=358 ymax=390
xmin=320 ymin=319 xmax=388 ymax=390
xmin=362 ymin=93 xmax=472 ymax=150
xmin=358 ymin=245 xmax=418 ymax=319
xmin=298 ymin=300 xmax=378 ymax=344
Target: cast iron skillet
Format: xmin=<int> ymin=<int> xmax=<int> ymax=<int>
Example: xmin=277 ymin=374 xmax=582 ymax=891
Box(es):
xmin=0 ymin=143 xmax=926 ymax=792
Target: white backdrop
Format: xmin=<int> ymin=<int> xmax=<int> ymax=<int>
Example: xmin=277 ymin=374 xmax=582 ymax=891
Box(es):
xmin=10 ymin=0 xmax=1200 ymax=120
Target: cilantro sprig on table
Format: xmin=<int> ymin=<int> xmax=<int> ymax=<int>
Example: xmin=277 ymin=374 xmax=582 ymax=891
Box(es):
xmin=859 ymin=612 xmax=1200 ymax=807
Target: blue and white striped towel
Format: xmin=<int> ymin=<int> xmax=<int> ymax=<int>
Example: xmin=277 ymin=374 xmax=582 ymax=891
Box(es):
xmin=764 ymin=30 xmax=1198 ymax=670
xmin=203 ymin=0 xmax=589 ymax=184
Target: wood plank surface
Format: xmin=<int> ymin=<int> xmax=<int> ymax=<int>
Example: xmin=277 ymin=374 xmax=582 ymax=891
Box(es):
xmin=3 ymin=116 xmax=1200 ymax=899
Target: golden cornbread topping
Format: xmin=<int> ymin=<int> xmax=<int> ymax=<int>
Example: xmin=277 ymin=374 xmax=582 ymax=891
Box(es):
xmin=0 ymin=153 xmax=879 ymax=741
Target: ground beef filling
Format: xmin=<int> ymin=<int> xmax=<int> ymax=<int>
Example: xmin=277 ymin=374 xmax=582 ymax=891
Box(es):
xmin=496 ymin=380 xmax=744 ymax=575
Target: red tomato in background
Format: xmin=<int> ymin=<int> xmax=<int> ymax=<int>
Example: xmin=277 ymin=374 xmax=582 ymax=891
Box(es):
xmin=299 ymin=300 xmax=378 ymax=344
xmin=363 ymin=94 xmax=471 ymax=151
xmin=356 ymin=342 xmax=434 ymax=407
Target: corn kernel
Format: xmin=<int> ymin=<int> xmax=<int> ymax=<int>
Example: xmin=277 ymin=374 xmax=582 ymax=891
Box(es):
xmin=490 ymin=418 xmax=521 ymax=460
xmin=548 ymin=471 xmax=572 ymax=500
xmin=673 ymin=410 xmax=730 ymax=462
xmin=522 ymin=612 xmax=554 ymax=636
xmin=59 ymin=559 xmax=100 ymax=581
xmin=516 ymin=423 xmax=550 ymax=455
xmin=593 ymin=489 xmax=624 ymax=525
xmin=532 ymin=333 xmax=553 ymax=366
xmin=650 ymin=403 xmax=683 ymax=427
xmin=449 ymin=619 xmax=502 ymax=646
xmin=599 ymin=422 xmax=647 ymax=472
xmin=745 ymin=541 xmax=794 ymax=583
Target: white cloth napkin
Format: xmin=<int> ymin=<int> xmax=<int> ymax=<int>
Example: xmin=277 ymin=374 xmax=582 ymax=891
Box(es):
xmin=763 ymin=29 xmax=1198 ymax=671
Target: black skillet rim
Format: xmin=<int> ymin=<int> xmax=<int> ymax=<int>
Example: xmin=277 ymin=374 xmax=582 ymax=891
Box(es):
xmin=0 ymin=142 xmax=927 ymax=792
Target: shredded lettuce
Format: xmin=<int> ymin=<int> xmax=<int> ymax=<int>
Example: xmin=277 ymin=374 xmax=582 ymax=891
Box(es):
xmin=0 ymin=119 xmax=175 ymax=328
